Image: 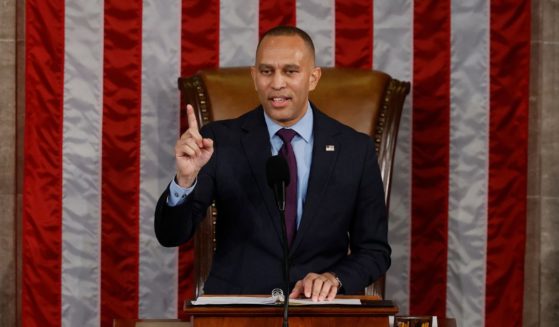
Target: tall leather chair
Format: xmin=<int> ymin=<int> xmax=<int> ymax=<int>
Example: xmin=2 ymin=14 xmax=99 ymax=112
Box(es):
xmin=178 ymin=67 xmax=410 ymax=299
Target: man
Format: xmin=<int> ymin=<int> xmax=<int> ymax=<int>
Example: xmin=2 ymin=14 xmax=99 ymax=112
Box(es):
xmin=154 ymin=26 xmax=390 ymax=302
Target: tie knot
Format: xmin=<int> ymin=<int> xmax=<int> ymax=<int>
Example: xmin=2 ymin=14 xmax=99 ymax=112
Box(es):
xmin=277 ymin=128 xmax=298 ymax=144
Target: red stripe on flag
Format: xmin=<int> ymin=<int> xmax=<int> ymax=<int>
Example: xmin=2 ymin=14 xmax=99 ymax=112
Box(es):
xmin=486 ymin=1 xmax=530 ymax=325
xmin=410 ymin=1 xmax=451 ymax=317
xmin=22 ymin=1 xmax=64 ymax=326
xmin=259 ymin=0 xmax=296 ymax=38
xmin=179 ymin=0 xmax=220 ymax=317
xmin=100 ymin=1 xmax=143 ymax=326
xmin=335 ymin=0 xmax=373 ymax=69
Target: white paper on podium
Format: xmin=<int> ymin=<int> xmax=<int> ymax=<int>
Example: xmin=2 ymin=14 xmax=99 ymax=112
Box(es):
xmin=191 ymin=296 xmax=361 ymax=306
xmin=191 ymin=296 xmax=276 ymax=306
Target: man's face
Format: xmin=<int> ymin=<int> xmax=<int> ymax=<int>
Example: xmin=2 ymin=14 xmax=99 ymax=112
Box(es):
xmin=251 ymin=35 xmax=321 ymax=127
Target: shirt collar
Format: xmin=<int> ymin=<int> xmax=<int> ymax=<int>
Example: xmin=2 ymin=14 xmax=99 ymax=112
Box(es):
xmin=263 ymin=102 xmax=313 ymax=143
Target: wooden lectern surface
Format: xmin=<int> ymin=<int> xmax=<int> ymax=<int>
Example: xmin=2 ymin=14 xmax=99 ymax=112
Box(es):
xmin=113 ymin=296 xmax=457 ymax=327
xmin=114 ymin=317 xmax=456 ymax=327
xmin=184 ymin=295 xmax=396 ymax=327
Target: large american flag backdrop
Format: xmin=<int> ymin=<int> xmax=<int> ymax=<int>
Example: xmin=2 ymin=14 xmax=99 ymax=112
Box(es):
xmin=23 ymin=0 xmax=530 ymax=326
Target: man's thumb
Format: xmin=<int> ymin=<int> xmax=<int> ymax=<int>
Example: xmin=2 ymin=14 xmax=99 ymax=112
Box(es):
xmin=202 ymin=138 xmax=214 ymax=149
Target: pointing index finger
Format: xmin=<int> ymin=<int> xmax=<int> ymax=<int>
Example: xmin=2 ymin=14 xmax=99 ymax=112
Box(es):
xmin=186 ymin=104 xmax=199 ymax=132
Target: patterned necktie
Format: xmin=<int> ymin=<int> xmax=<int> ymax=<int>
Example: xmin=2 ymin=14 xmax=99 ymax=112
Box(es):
xmin=276 ymin=128 xmax=298 ymax=247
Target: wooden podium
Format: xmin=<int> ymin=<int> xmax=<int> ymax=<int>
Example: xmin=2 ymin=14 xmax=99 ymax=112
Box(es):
xmin=184 ymin=295 xmax=398 ymax=327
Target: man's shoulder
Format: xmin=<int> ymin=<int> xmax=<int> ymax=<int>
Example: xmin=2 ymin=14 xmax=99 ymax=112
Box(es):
xmin=313 ymin=107 xmax=371 ymax=143
xmin=200 ymin=106 xmax=263 ymax=133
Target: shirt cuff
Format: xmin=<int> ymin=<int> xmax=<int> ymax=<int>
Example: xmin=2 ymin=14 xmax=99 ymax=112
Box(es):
xmin=166 ymin=177 xmax=196 ymax=207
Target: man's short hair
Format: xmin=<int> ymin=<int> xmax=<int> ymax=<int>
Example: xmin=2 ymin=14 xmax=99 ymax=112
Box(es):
xmin=256 ymin=25 xmax=316 ymax=63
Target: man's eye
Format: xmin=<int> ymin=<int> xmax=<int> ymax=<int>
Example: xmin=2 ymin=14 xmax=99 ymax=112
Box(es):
xmin=286 ymin=70 xmax=298 ymax=75
xmin=261 ymin=70 xmax=271 ymax=75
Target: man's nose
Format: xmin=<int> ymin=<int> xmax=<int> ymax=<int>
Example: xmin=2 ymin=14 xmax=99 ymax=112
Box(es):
xmin=271 ymin=72 xmax=286 ymax=89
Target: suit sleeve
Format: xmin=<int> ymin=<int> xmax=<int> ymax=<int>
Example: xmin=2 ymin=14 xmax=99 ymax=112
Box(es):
xmin=331 ymin=138 xmax=392 ymax=293
xmin=154 ymin=125 xmax=217 ymax=247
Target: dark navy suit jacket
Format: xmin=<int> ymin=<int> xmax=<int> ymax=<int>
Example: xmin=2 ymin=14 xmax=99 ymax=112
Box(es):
xmin=154 ymin=105 xmax=391 ymax=294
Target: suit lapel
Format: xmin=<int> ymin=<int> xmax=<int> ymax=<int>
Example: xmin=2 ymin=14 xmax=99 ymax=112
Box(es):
xmin=290 ymin=109 xmax=340 ymax=254
xmin=240 ymin=108 xmax=285 ymax=245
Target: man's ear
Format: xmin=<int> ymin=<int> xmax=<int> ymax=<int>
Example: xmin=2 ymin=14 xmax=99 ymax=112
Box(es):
xmin=308 ymin=66 xmax=322 ymax=91
xmin=250 ymin=66 xmax=258 ymax=91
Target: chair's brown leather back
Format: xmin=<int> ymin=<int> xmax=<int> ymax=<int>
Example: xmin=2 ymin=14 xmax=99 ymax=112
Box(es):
xmin=178 ymin=67 xmax=410 ymax=299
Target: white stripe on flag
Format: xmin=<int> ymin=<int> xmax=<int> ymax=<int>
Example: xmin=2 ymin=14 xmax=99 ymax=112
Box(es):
xmin=61 ymin=1 xmax=104 ymax=326
xmin=296 ymin=0 xmax=335 ymax=67
xmin=219 ymin=0 xmax=259 ymax=67
xmin=139 ymin=0 xmax=182 ymax=318
xmin=447 ymin=0 xmax=489 ymax=325
xmin=375 ymin=0 xmax=413 ymax=315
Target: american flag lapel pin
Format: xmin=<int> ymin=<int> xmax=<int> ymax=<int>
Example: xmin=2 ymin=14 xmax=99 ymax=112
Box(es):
xmin=325 ymin=145 xmax=335 ymax=152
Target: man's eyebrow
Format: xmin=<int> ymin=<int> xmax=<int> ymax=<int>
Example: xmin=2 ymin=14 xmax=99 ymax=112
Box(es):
xmin=284 ymin=64 xmax=300 ymax=70
xmin=257 ymin=63 xmax=300 ymax=70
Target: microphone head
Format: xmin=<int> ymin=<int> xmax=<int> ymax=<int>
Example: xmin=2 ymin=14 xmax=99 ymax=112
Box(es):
xmin=266 ymin=155 xmax=290 ymax=188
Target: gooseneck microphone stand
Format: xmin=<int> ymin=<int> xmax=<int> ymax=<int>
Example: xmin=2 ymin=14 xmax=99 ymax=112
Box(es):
xmin=266 ymin=155 xmax=291 ymax=327
xmin=277 ymin=181 xmax=290 ymax=327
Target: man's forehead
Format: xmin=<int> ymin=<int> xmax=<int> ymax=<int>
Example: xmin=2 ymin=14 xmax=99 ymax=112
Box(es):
xmin=257 ymin=63 xmax=301 ymax=69
xmin=260 ymin=34 xmax=304 ymax=44
xmin=256 ymin=43 xmax=314 ymax=69
xmin=256 ymin=35 xmax=314 ymax=59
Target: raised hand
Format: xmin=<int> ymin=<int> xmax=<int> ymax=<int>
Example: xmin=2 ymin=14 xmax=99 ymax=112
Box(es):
xmin=175 ymin=104 xmax=214 ymax=187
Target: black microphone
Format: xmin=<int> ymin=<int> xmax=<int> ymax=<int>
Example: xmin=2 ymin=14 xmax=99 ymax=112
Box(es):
xmin=265 ymin=155 xmax=291 ymax=327
xmin=266 ymin=155 xmax=290 ymax=210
